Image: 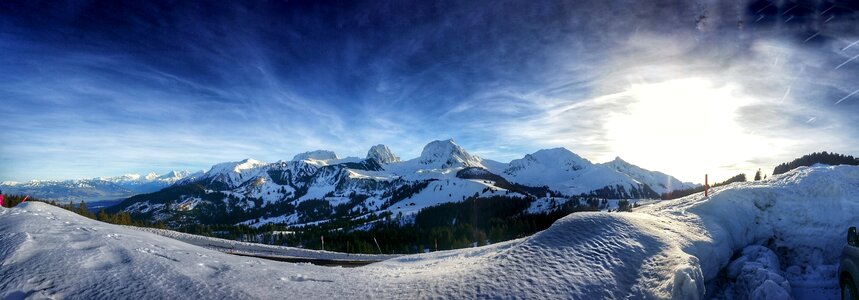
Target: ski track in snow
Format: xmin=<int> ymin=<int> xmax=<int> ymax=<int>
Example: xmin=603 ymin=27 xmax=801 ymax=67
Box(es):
xmin=1 ymin=165 xmax=857 ymax=299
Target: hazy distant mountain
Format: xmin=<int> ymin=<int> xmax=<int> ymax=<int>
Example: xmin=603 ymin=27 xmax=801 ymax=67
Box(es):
xmin=0 ymin=171 xmax=191 ymax=202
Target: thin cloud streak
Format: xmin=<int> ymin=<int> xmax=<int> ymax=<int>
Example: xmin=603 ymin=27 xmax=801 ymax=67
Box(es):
xmin=0 ymin=1 xmax=858 ymax=183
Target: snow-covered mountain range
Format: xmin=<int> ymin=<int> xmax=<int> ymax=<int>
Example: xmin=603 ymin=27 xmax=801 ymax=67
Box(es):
xmin=0 ymin=171 xmax=191 ymax=202
xmin=109 ymin=139 xmax=696 ymax=226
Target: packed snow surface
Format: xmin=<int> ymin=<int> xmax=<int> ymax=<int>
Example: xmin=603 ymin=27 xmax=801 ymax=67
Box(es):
xmin=2 ymin=165 xmax=857 ymax=299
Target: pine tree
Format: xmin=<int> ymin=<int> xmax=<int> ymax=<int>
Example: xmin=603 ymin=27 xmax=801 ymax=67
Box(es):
xmin=754 ymin=169 xmax=762 ymax=181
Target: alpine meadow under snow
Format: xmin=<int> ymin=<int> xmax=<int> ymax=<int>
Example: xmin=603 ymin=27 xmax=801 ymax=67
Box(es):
xmin=2 ymin=165 xmax=857 ymax=299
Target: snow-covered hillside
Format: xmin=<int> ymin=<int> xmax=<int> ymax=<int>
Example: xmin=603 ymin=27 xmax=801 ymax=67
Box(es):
xmin=112 ymin=139 xmax=692 ymax=227
xmin=414 ymin=139 xmax=484 ymax=169
xmin=497 ymin=147 xmax=666 ymax=198
xmin=0 ymin=171 xmax=191 ymax=202
xmin=2 ymin=165 xmax=856 ymax=298
xmin=367 ymin=144 xmax=400 ymax=164
xmin=600 ymin=156 xmax=698 ymax=194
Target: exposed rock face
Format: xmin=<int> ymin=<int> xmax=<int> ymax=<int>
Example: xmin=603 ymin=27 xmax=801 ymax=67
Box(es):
xmin=367 ymin=144 xmax=400 ymax=164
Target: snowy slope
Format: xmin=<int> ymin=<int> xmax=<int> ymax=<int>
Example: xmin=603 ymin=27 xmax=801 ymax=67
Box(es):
xmin=2 ymin=165 xmax=857 ymax=298
xmin=194 ymin=158 xmax=269 ymax=189
xmin=385 ymin=178 xmax=525 ymax=216
xmin=366 ymin=144 xmax=400 ymax=164
xmin=293 ymin=150 xmax=339 ymax=161
xmin=600 ymin=157 xmax=698 ymax=195
xmin=495 ymin=148 xmax=659 ymax=198
xmin=413 ymin=139 xmax=484 ymax=169
xmin=2 ymin=200 xmax=691 ymax=299
xmin=133 ymin=227 xmax=396 ymax=261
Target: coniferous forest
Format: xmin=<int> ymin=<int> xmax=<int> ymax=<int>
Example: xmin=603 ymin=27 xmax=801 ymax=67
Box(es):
xmin=772 ymin=151 xmax=859 ymax=175
xmin=174 ymin=195 xmax=610 ymax=254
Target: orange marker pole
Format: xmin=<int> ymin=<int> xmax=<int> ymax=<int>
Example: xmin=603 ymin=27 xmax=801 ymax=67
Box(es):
xmin=21 ymin=195 xmax=28 ymax=203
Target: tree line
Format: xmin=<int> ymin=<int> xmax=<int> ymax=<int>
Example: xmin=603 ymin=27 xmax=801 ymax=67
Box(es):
xmin=1 ymin=194 xmax=168 ymax=228
xmin=772 ymin=151 xmax=859 ymax=175
xmin=0 ymin=194 xmax=29 ymax=208
xmin=660 ymin=173 xmax=747 ymax=200
xmin=251 ymin=195 xmax=613 ymax=254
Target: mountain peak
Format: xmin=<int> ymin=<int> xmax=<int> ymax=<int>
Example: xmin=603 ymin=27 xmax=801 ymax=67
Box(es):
xmin=598 ymin=157 xmax=697 ymax=194
xmin=367 ymin=144 xmax=400 ymax=164
xmin=419 ymin=139 xmax=482 ymax=168
xmin=209 ymin=158 xmax=267 ymax=174
xmin=611 ymin=156 xmax=629 ymax=164
xmin=237 ymin=158 xmax=265 ymax=168
xmin=508 ymin=147 xmax=590 ymax=173
xmin=292 ymin=150 xmax=338 ymax=161
xmin=157 ymin=170 xmax=191 ymax=182
xmin=144 ymin=172 xmax=158 ymax=181
xmin=120 ymin=173 xmax=142 ymax=181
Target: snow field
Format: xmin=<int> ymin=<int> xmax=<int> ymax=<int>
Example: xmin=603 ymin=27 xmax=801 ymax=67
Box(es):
xmin=1 ymin=165 xmax=857 ymax=299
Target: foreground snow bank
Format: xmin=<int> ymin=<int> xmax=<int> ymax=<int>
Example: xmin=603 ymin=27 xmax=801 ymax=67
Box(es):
xmin=1 ymin=165 xmax=857 ymax=299
xmin=0 ymin=201 xmax=703 ymax=298
xmin=640 ymin=164 xmax=859 ymax=298
xmin=723 ymin=245 xmax=791 ymax=298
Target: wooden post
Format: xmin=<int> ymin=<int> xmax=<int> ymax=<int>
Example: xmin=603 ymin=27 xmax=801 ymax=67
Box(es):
xmin=704 ymin=174 xmax=709 ymax=198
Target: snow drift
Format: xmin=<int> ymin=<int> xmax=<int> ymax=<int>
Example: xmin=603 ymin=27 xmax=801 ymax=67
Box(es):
xmin=1 ymin=165 xmax=857 ymax=299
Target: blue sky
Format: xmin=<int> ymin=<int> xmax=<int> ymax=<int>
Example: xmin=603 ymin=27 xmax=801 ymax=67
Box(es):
xmin=1 ymin=0 xmax=859 ymax=183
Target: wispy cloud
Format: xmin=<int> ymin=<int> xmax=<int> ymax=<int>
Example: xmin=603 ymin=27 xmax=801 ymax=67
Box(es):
xmin=1 ymin=1 xmax=858 ymax=183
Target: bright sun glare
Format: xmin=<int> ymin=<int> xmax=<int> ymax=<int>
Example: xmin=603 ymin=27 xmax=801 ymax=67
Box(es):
xmin=604 ymin=78 xmax=778 ymax=183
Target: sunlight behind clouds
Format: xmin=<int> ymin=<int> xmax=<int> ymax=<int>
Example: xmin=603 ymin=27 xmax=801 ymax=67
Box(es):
xmin=604 ymin=78 xmax=789 ymax=182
